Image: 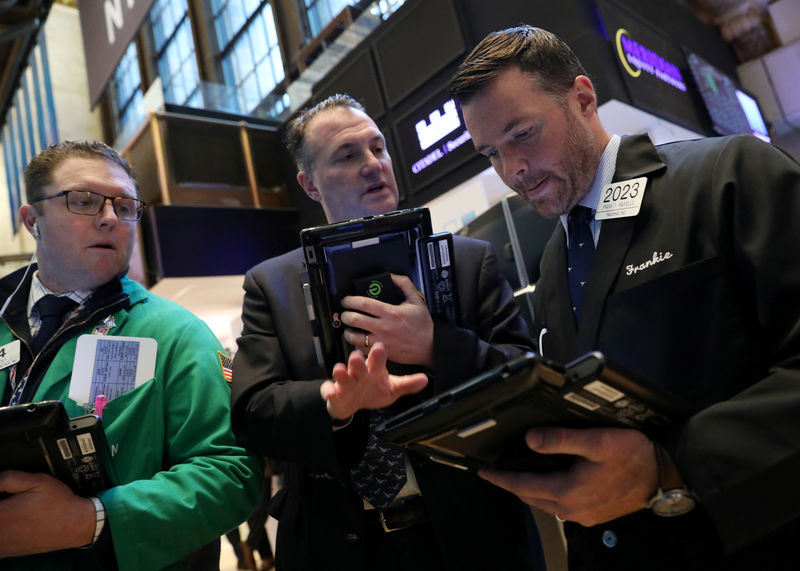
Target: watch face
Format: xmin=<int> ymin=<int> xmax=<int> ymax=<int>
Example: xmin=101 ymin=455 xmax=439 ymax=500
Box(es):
xmin=651 ymin=489 xmax=696 ymax=517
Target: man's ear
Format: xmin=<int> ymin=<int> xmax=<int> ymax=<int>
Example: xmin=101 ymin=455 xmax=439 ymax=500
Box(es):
xmin=297 ymin=170 xmax=322 ymax=203
xmin=572 ymin=75 xmax=597 ymax=116
xmin=20 ymin=204 xmax=38 ymax=237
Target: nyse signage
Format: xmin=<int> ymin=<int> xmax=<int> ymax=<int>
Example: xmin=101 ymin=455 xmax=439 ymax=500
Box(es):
xmin=598 ymin=0 xmax=706 ymax=134
xmin=615 ymin=29 xmax=686 ymax=92
xmin=395 ymin=90 xmax=476 ymax=194
xmin=78 ymin=0 xmax=157 ymax=107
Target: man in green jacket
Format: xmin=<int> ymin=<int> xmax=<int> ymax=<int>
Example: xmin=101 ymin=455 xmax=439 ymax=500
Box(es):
xmin=0 ymin=140 xmax=262 ymax=570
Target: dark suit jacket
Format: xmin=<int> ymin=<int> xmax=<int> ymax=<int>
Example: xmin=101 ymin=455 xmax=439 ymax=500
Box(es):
xmin=231 ymin=235 xmax=544 ymax=571
xmin=534 ymin=134 xmax=800 ymax=570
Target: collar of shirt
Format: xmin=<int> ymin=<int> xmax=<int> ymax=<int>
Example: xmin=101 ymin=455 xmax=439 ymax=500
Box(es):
xmin=27 ymin=272 xmax=93 ymax=337
xmin=559 ymin=134 xmax=621 ymax=247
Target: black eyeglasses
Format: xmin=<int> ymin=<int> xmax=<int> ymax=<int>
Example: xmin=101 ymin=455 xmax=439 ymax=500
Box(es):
xmin=30 ymin=190 xmax=146 ymax=221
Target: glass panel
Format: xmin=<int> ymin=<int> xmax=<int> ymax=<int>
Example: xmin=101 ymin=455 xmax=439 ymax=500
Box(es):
xmin=250 ymin=17 xmax=268 ymax=62
xmin=306 ymin=0 xmax=353 ymax=37
xmin=111 ymin=42 xmax=143 ymax=136
xmin=270 ymin=47 xmax=284 ymax=83
xmin=244 ymin=0 xmax=261 ymax=18
xmin=264 ymin=5 xmax=278 ymax=46
xmin=151 ymin=4 xmax=199 ymax=107
xmin=213 ymin=2 xmax=284 ymax=113
xmin=236 ymin=34 xmax=255 ymax=72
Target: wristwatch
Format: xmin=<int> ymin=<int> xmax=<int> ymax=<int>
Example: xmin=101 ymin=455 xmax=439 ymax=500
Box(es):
xmin=647 ymin=443 xmax=696 ymax=517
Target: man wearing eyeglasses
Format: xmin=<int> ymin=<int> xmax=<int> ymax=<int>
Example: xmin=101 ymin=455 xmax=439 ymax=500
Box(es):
xmin=0 ymin=141 xmax=262 ymax=570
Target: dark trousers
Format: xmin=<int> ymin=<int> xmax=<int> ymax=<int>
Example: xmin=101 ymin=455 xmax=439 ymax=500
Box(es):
xmin=187 ymin=538 xmax=221 ymax=571
xmin=226 ymin=477 xmax=274 ymax=560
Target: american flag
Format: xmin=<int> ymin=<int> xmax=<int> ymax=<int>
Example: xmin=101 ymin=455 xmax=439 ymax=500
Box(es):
xmin=218 ymin=351 xmax=233 ymax=383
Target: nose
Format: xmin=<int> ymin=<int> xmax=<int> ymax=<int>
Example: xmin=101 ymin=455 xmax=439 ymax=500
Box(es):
xmin=361 ymin=151 xmax=382 ymax=177
xmin=503 ymin=150 xmax=528 ymax=182
xmin=97 ymin=198 xmax=119 ymax=225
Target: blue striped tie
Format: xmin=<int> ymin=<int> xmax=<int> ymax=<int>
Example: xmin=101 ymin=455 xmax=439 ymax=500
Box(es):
xmin=567 ymin=205 xmax=595 ymax=322
xmin=33 ymin=295 xmax=77 ymax=354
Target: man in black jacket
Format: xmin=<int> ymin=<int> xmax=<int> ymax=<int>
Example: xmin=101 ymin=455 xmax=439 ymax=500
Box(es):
xmin=450 ymin=25 xmax=800 ymax=570
xmin=230 ymin=94 xmax=544 ymax=571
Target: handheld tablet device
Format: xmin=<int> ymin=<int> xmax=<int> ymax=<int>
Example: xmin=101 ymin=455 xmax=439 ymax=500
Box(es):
xmin=376 ymin=351 xmax=692 ymax=472
xmin=0 ymin=400 xmax=117 ymax=496
xmin=301 ymin=207 xmax=458 ymax=371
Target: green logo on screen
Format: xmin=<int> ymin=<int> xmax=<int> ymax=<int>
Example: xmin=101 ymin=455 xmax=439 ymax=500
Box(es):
xmin=368 ymin=280 xmax=383 ymax=298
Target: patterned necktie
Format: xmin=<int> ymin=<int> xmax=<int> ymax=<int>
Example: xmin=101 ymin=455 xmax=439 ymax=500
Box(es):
xmin=350 ymin=407 xmax=407 ymax=510
xmin=33 ymin=295 xmax=77 ymax=354
xmin=567 ymin=205 xmax=595 ymax=322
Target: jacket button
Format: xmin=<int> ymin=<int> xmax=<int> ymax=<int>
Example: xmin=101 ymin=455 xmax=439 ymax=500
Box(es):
xmin=602 ymin=530 xmax=617 ymax=548
xmin=345 ymin=533 xmax=359 ymax=542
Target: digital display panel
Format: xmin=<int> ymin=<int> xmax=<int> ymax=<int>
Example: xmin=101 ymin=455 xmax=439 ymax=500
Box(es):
xmin=598 ymin=0 xmax=707 ymax=134
xmin=686 ymin=51 xmax=770 ymax=141
xmin=394 ymin=90 xmax=478 ymax=194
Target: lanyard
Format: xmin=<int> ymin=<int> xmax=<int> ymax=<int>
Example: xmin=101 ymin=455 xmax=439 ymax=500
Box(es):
xmin=8 ymin=358 xmax=35 ymax=405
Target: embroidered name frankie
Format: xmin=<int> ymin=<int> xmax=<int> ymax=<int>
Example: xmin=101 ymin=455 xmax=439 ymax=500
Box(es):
xmin=626 ymin=251 xmax=673 ymax=275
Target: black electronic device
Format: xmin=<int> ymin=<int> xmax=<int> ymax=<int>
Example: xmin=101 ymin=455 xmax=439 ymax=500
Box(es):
xmin=300 ymin=207 xmax=458 ymax=371
xmin=376 ymin=351 xmax=693 ymax=472
xmin=0 ymin=400 xmax=117 ymax=497
xmin=685 ymin=51 xmax=771 ymax=142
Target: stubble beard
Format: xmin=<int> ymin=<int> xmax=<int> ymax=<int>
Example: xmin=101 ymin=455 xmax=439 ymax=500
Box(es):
xmin=526 ymin=110 xmax=599 ymax=218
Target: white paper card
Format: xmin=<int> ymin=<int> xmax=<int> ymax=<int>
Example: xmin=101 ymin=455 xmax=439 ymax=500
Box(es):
xmin=69 ymin=335 xmax=157 ymax=406
xmin=595 ymin=177 xmax=647 ymax=220
xmin=0 ymin=340 xmax=21 ymax=370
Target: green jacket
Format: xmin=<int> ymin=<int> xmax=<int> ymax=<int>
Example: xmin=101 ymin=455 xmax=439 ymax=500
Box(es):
xmin=1 ymin=272 xmax=262 ymax=570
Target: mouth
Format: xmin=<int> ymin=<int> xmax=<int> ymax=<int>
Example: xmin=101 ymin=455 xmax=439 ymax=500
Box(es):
xmin=89 ymin=242 xmax=115 ymax=250
xmin=365 ymin=182 xmax=387 ymax=194
xmin=521 ymin=176 xmax=550 ymax=199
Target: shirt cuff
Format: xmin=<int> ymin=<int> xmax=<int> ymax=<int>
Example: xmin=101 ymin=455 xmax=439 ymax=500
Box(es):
xmin=331 ymin=415 xmax=354 ymax=430
xmin=83 ymin=496 xmax=106 ymax=547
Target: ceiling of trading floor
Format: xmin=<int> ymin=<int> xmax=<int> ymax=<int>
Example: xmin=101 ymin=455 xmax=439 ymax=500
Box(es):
xmin=0 ymin=0 xmax=55 ymax=132
xmin=0 ymin=0 xmax=775 ymax=135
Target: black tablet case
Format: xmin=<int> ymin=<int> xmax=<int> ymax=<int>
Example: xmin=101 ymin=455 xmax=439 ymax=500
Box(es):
xmin=0 ymin=400 xmax=116 ymax=496
xmin=375 ymin=351 xmax=693 ymax=472
xmin=301 ymin=207 xmax=458 ymax=371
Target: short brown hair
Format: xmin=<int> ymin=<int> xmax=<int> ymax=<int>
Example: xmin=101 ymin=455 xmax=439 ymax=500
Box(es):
xmin=285 ymin=94 xmax=365 ymax=173
xmin=448 ymin=26 xmax=587 ymax=105
xmin=24 ymin=140 xmax=137 ymax=205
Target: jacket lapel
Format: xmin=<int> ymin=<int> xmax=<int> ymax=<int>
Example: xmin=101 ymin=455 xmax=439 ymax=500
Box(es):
xmin=576 ymin=134 xmax=667 ymax=354
xmin=538 ymin=225 xmax=578 ymax=359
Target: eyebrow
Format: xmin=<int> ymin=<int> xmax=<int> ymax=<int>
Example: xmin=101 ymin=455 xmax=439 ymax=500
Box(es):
xmin=332 ymin=134 xmax=386 ymax=153
xmin=58 ymin=187 xmax=139 ymax=200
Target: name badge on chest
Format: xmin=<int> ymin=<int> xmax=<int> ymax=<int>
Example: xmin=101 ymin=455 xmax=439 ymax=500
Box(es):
xmin=595 ymin=177 xmax=647 ymax=220
xmin=0 ymin=339 xmax=21 ymax=370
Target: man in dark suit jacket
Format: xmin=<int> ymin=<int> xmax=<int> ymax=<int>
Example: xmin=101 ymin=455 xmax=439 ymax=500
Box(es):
xmin=230 ymin=94 xmax=544 ymax=571
xmin=450 ymin=25 xmax=800 ymax=570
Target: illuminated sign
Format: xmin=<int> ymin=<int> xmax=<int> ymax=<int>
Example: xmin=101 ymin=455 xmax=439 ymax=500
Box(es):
xmin=685 ymin=51 xmax=771 ymax=142
xmin=411 ymin=122 xmax=471 ymax=174
xmin=615 ymin=28 xmax=686 ymax=91
xmin=415 ymin=99 xmax=461 ymax=151
xmin=597 ymin=0 xmax=707 ymax=134
xmin=395 ymin=92 xmax=478 ymax=194
xmin=410 ymin=99 xmax=471 ymax=173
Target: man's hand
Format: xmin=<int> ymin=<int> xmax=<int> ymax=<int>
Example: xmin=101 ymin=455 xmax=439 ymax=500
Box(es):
xmin=320 ymin=342 xmax=429 ymax=420
xmin=478 ymin=427 xmax=659 ymax=526
xmin=340 ymin=274 xmax=434 ymax=368
xmin=0 ymin=470 xmax=97 ymax=557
